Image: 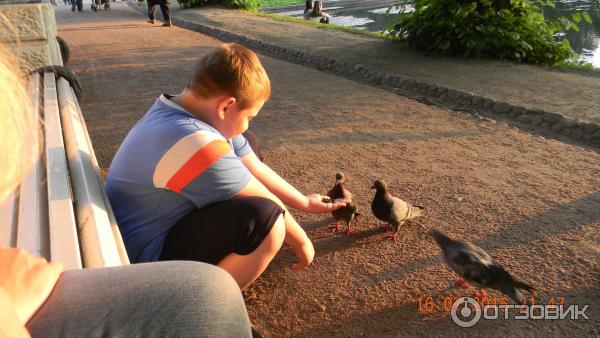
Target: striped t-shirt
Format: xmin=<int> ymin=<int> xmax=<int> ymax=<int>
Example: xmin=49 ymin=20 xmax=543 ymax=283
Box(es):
xmin=106 ymin=94 xmax=252 ymax=262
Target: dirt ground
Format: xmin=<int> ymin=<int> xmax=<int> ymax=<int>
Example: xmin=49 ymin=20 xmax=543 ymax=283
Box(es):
xmin=56 ymin=4 xmax=599 ymax=337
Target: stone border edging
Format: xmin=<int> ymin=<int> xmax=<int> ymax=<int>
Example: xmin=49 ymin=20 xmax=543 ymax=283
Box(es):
xmin=130 ymin=2 xmax=600 ymax=149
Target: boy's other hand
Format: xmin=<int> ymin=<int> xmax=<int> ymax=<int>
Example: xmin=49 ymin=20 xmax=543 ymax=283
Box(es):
xmin=305 ymin=194 xmax=346 ymax=213
xmin=291 ymin=240 xmax=315 ymax=271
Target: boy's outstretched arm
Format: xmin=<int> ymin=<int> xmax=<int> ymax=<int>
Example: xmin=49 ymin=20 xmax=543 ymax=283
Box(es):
xmin=235 ymin=176 xmax=315 ymax=271
xmin=241 ymin=153 xmax=345 ymax=213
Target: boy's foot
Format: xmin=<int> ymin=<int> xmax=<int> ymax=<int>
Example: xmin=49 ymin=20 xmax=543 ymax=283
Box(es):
xmin=162 ymin=20 xmax=172 ymax=27
xmin=148 ymin=19 xmax=155 ymax=24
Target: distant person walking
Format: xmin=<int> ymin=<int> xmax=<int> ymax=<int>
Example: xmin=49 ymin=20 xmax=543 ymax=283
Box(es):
xmin=71 ymin=0 xmax=83 ymax=12
xmin=303 ymin=0 xmax=330 ymax=24
xmin=147 ymin=0 xmax=172 ymax=27
xmin=303 ymin=0 xmax=313 ymax=17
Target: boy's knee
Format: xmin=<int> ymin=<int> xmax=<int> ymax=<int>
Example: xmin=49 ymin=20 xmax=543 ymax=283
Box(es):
xmin=263 ymin=213 xmax=285 ymax=251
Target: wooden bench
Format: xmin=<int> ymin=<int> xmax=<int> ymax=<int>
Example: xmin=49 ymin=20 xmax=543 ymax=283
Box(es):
xmin=0 ymin=71 xmax=129 ymax=269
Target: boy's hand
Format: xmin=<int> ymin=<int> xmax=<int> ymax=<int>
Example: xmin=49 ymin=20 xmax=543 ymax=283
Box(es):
xmin=305 ymin=194 xmax=346 ymax=213
xmin=290 ymin=239 xmax=315 ymax=271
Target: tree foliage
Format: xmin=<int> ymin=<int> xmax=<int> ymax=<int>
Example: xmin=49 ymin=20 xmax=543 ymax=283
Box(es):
xmin=384 ymin=0 xmax=579 ymax=65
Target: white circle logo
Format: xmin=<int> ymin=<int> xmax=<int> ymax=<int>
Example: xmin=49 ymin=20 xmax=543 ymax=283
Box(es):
xmin=451 ymin=297 xmax=481 ymax=327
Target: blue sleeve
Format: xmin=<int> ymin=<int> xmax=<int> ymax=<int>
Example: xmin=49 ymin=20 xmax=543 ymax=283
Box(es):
xmin=232 ymin=134 xmax=252 ymax=158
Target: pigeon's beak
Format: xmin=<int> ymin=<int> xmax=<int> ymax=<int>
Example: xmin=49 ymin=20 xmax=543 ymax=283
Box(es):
xmin=370 ymin=185 xmax=375 ymax=189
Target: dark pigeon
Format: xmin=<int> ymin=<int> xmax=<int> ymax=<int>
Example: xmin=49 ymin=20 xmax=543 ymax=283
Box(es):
xmin=370 ymin=179 xmax=423 ymax=241
xmin=429 ymin=228 xmax=534 ymax=304
xmin=243 ymin=130 xmax=263 ymax=162
xmin=326 ymin=172 xmax=360 ymax=235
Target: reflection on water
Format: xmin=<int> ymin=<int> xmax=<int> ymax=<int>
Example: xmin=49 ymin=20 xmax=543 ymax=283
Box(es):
xmin=272 ymin=0 xmax=600 ymax=67
xmin=543 ymin=0 xmax=600 ymax=66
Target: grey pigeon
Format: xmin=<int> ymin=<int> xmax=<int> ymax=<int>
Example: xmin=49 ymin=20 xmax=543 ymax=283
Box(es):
xmin=429 ymin=228 xmax=534 ymax=304
xmin=327 ymin=172 xmax=360 ymax=235
xmin=370 ymin=179 xmax=424 ymax=241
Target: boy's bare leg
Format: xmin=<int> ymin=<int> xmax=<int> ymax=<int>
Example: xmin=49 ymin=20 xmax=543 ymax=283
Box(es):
xmin=218 ymin=214 xmax=285 ymax=290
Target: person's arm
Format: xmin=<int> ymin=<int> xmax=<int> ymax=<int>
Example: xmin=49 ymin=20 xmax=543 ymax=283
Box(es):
xmin=234 ymin=177 xmax=314 ymax=270
xmin=0 ymin=287 xmax=30 ymax=338
xmin=0 ymin=247 xmax=63 ymax=337
xmin=241 ymin=152 xmax=345 ymax=213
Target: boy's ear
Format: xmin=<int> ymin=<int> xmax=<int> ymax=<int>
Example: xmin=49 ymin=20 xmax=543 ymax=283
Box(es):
xmin=216 ymin=96 xmax=237 ymax=120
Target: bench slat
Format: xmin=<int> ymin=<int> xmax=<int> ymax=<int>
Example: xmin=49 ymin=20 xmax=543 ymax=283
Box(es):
xmin=17 ymin=73 xmax=50 ymax=259
xmin=66 ymin=85 xmax=130 ymax=266
xmin=44 ymin=72 xmax=82 ymax=270
xmin=57 ymin=78 xmax=123 ymax=267
xmin=0 ymin=191 xmax=17 ymax=248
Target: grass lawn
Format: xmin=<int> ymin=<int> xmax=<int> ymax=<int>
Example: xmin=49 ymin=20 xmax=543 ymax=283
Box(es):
xmin=252 ymin=11 xmax=385 ymax=39
xmin=259 ymin=0 xmax=303 ymax=8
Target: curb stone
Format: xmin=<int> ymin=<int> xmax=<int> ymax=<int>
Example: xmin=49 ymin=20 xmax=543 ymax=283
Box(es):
xmin=492 ymin=102 xmax=511 ymax=114
xmin=129 ymin=2 xmax=600 ymax=149
xmin=482 ymin=98 xmax=495 ymax=110
xmin=471 ymin=95 xmax=484 ymax=108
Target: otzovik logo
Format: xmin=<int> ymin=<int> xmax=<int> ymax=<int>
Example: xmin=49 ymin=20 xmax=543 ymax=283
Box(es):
xmin=450 ymin=297 xmax=590 ymax=327
xmin=451 ymin=297 xmax=481 ymax=327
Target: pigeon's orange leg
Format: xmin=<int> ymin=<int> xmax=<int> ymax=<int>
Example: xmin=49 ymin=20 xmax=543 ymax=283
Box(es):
xmin=455 ymin=279 xmax=469 ymax=288
xmin=345 ymin=224 xmax=353 ymax=235
xmin=390 ymin=233 xmax=398 ymax=242
xmin=328 ymin=222 xmax=341 ymax=232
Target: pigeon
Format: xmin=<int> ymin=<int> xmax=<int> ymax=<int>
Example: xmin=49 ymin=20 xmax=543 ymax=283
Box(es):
xmin=243 ymin=130 xmax=264 ymax=162
xmin=429 ymin=228 xmax=535 ymax=304
xmin=326 ymin=172 xmax=360 ymax=235
xmin=370 ymin=179 xmax=424 ymax=241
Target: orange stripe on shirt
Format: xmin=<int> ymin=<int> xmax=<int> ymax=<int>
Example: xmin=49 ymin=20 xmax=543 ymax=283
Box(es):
xmin=166 ymin=140 xmax=232 ymax=193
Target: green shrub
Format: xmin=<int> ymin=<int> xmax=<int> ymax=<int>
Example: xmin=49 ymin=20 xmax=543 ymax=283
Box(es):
xmin=384 ymin=0 xmax=577 ymax=65
xmin=177 ymin=0 xmax=208 ymax=8
xmin=228 ymin=0 xmax=258 ymax=10
xmin=178 ymin=0 xmax=258 ymax=10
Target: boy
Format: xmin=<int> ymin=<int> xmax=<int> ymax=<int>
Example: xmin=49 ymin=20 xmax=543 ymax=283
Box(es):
xmin=106 ymin=43 xmax=343 ymax=290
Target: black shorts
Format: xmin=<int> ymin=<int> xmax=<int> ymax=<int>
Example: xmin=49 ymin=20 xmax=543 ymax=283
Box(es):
xmin=159 ymin=196 xmax=284 ymax=265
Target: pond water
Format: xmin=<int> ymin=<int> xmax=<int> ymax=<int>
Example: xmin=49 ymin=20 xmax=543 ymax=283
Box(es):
xmin=271 ymin=0 xmax=600 ymax=67
xmin=544 ymin=0 xmax=600 ymax=67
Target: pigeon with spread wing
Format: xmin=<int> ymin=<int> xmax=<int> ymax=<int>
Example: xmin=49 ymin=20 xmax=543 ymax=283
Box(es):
xmin=429 ymin=228 xmax=534 ymax=303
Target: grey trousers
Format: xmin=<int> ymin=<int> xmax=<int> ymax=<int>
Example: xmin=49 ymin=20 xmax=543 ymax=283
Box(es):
xmin=26 ymin=261 xmax=252 ymax=338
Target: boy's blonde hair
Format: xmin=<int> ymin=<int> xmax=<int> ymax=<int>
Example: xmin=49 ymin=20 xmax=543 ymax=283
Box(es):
xmin=187 ymin=43 xmax=271 ymax=109
xmin=0 ymin=44 xmax=40 ymax=201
